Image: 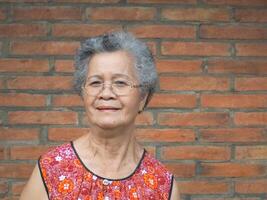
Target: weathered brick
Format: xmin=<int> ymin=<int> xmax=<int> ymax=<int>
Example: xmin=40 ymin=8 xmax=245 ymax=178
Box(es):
xmin=0 ymin=93 xmax=46 ymax=107
xmin=158 ymin=112 xmax=230 ymax=127
xmin=7 ymin=76 xmax=73 ymax=90
xmin=0 ymin=24 xmax=47 ymax=37
xmin=161 ymin=146 xmax=230 ymax=160
xmin=202 ymin=0 xmax=267 ymax=6
xmin=135 ymin=128 xmax=196 ymax=142
xmin=234 ymin=112 xmax=267 ymax=126
xmin=0 ymin=128 xmax=39 ymax=141
xmin=128 ymin=25 xmax=196 ymax=39
xmin=13 ymin=7 xmax=82 ymax=20
xmin=162 ymin=8 xmax=230 ymax=21
xmin=8 ymin=111 xmax=78 ymax=125
xmin=200 ymin=25 xmax=267 ymax=40
xmin=235 ymin=77 xmax=267 ymax=91
xmin=148 ymin=93 xmax=197 ymax=108
xmin=236 ymin=146 xmax=267 ymax=160
xmin=200 ymin=128 xmax=267 ymax=143
xmin=207 ymin=59 xmax=267 ymax=74
xmin=200 ymin=163 xmax=266 ymax=177
xmin=11 ymin=41 xmax=80 ymax=55
xmin=236 ymin=43 xmax=267 ymax=56
xmin=10 ymin=145 xmax=51 ymax=160
xmin=0 ymin=58 xmax=49 ymax=72
xmin=161 ymin=42 xmax=230 ymax=56
xmin=235 ymin=9 xmax=267 ymax=22
xmin=52 ymin=24 xmax=122 ymax=37
xmin=235 ymin=180 xmax=267 ymax=193
xmin=164 ymin=163 xmax=195 ymax=178
xmin=178 ymin=181 xmax=229 ymax=194
xmin=89 ymin=7 xmax=156 ymax=20
xmin=48 ymin=127 xmax=88 ymax=141
xmin=160 ymin=76 xmax=229 ymax=91
xmin=201 ymin=94 xmax=267 ymax=108
xmin=0 ymin=163 xmax=34 ymax=178
xmin=156 ymin=59 xmax=202 ymax=73
xmin=52 ymin=94 xmax=83 ymax=107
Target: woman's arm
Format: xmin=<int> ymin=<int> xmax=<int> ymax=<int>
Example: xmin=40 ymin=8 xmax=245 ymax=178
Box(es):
xmin=19 ymin=163 xmax=49 ymax=200
xmin=170 ymin=178 xmax=181 ymax=200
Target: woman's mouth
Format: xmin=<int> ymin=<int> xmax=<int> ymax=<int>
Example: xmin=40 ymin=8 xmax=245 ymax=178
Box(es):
xmin=96 ymin=107 xmax=121 ymax=112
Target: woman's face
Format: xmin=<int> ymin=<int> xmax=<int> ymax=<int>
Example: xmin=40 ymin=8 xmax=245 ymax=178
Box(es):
xmin=82 ymin=50 xmax=147 ymax=130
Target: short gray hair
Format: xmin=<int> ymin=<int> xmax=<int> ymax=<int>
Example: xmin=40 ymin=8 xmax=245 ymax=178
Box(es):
xmin=73 ymin=31 xmax=158 ymax=110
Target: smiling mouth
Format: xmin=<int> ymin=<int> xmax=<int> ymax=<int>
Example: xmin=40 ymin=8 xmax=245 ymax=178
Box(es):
xmin=96 ymin=107 xmax=121 ymax=112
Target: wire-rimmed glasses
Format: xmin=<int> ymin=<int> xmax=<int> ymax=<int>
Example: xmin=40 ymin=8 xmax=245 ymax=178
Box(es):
xmin=82 ymin=77 xmax=144 ymax=97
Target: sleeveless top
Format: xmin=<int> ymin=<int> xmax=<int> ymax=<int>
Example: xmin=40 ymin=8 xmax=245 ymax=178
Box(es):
xmin=38 ymin=141 xmax=174 ymax=200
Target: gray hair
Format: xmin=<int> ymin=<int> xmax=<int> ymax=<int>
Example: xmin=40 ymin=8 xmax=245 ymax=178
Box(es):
xmin=73 ymin=31 xmax=158 ymax=110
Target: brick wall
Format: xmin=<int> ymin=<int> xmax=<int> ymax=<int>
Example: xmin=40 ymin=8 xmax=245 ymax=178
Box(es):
xmin=0 ymin=0 xmax=267 ymax=199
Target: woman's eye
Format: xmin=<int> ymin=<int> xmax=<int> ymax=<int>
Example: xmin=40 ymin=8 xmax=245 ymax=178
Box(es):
xmin=114 ymin=81 xmax=128 ymax=87
xmin=89 ymin=81 xmax=102 ymax=87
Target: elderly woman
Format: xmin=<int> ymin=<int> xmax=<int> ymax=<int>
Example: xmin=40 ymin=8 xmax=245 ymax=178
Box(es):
xmin=20 ymin=31 xmax=180 ymax=200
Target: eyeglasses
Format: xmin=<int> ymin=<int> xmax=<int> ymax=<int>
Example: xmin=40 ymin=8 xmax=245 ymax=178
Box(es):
xmin=82 ymin=79 xmax=144 ymax=96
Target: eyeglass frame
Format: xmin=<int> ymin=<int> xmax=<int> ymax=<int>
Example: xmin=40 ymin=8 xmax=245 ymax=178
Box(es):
xmin=81 ymin=78 xmax=149 ymax=97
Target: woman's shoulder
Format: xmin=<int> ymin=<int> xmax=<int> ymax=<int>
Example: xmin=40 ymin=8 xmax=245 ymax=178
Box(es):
xmin=143 ymin=149 xmax=174 ymax=179
xmin=38 ymin=141 xmax=75 ymax=165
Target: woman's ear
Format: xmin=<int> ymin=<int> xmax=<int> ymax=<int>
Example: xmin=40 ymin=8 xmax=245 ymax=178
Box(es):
xmin=138 ymin=93 xmax=149 ymax=113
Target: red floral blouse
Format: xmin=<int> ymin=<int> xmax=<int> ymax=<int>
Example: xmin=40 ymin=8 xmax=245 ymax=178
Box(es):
xmin=38 ymin=141 xmax=174 ymax=200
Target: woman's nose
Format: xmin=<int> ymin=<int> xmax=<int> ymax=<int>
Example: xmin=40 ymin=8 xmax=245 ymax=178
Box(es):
xmin=98 ymin=83 xmax=116 ymax=99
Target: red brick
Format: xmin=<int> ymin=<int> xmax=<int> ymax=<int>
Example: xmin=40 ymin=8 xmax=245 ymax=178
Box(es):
xmin=55 ymin=60 xmax=74 ymax=72
xmin=0 ymin=9 xmax=7 ymax=20
xmin=135 ymin=128 xmax=196 ymax=142
xmin=145 ymin=41 xmax=157 ymax=56
xmin=11 ymin=41 xmax=80 ymax=55
xmin=0 ymin=24 xmax=47 ymax=37
xmin=52 ymin=24 xmax=122 ymax=37
xmin=200 ymin=25 xmax=267 ymax=40
xmin=0 ymin=128 xmax=39 ymax=141
xmin=200 ymin=163 xmax=266 ymax=177
xmin=236 ymin=43 xmax=267 ymax=56
xmin=0 ymin=58 xmax=49 ymax=72
xmin=160 ymin=76 xmax=229 ymax=91
xmin=178 ymin=181 xmax=229 ymax=194
xmin=11 ymin=182 xmax=25 ymax=196
xmin=0 ymin=93 xmax=46 ymax=107
xmin=48 ymin=127 xmax=88 ymax=141
xmin=234 ymin=112 xmax=267 ymax=126
xmin=0 ymin=182 xmax=8 ymax=194
xmin=148 ymin=93 xmax=197 ymax=108
xmin=156 ymin=59 xmax=202 ymax=73
xmin=235 ymin=180 xmax=267 ymax=193
xmin=0 ymin=147 xmax=5 ymax=160
xmin=128 ymin=0 xmax=196 ymax=4
xmin=52 ymin=94 xmax=83 ymax=107
xmin=135 ymin=111 xmax=154 ymax=126
xmin=158 ymin=112 xmax=230 ymax=127
xmin=162 ymin=8 xmax=230 ymax=21
xmin=207 ymin=59 xmax=267 ymax=74
xmin=235 ymin=77 xmax=267 ymax=91
xmin=8 ymin=111 xmax=78 ymax=125
xmin=235 ymin=9 xmax=267 ymax=22
xmin=202 ymin=0 xmax=267 ymax=6
xmin=162 ymin=146 xmax=230 ymax=160
xmin=13 ymin=7 xmax=82 ymax=20
xmin=89 ymin=7 xmax=156 ymax=20
xmin=10 ymin=145 xmax=51 ymax=160
xmin=55 ymin=0 xmax=119 ymax=2
xmin=236 ymin=146 xmax=267 ymax=160
xmin=201 ymin=94 xmax=267 ymax=108
xmin=200 ymin=128 xmax=267 ymax=143
xmin=128 ymin=25 xmax=196 ymax=39
xmin=0 ymin=163 xmax=34 ymax=178
xmin=164 ymin=163 xmax=195 ymax=178
xmin=7 ymin=76 xmax=73 ymax=90
xmin=161 ymin=42 xmax=230 ymax=56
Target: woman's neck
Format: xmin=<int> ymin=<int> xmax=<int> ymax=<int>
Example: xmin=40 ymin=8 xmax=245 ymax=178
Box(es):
xmin=77 ymin=124 xmax=143 ymax=172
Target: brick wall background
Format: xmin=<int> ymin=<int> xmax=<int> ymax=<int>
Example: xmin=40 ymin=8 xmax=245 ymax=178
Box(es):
xmin=0 ymin=0 xmax=267 ymax=199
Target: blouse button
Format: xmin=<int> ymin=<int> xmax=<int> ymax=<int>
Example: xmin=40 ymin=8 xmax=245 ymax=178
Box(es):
xmin=102 ymin=179 xmax=110 ymax=185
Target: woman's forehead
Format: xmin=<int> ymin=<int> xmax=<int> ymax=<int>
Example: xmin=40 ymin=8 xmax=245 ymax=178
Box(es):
xmin=87 ymin=51 xmax=138 ymax=79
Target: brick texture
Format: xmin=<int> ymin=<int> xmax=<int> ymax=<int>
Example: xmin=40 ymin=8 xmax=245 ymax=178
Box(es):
xmin=0 ymin=1 xmax=267 ymax=199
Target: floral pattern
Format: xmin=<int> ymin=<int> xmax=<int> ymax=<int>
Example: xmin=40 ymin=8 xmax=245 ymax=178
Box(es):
xmin=38 ymin=142 xmax=173 ymax=200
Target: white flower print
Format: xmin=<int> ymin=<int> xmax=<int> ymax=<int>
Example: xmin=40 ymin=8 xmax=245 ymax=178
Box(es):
xmin=55 ymin=155 xmax=62 ymax=162
xmin=59 ymin=175 xmax=66 ymax=181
